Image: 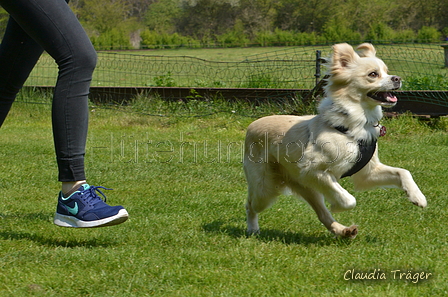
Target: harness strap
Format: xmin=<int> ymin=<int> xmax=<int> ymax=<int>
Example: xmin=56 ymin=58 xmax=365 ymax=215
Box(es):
xmin=333 ymin=125 xmax=377 ymax=178
xmin=340 ymin=140 xmax=377 ymax=178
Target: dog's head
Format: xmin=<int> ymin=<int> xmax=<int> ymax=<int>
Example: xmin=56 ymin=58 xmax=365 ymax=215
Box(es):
xmin=326 ymin=43 xmax=400 ymax=108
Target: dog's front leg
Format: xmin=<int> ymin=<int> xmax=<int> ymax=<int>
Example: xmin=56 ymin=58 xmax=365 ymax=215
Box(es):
xmin=305 ymin=172 xmax=358 ymax=213
xmin=352 ymin=156 xmax=427 ymax=208
xmin=294 ymin=185 xmax=358 ymax=238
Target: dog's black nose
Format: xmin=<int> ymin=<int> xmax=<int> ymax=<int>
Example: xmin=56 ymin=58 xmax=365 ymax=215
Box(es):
xmin=391 ymin=76 xmax=401 ymax=83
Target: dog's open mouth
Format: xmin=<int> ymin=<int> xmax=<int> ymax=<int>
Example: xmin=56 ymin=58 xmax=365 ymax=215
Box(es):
xmin=367 ymin=92 xmax=398 ymax=107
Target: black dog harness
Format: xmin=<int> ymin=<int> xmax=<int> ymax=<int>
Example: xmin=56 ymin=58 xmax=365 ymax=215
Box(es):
xmin=334 ymin=126 xmax=377 ymax=178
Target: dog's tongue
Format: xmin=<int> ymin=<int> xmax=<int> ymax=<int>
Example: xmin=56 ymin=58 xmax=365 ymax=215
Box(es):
xmin=386 ymin=93 xmax=398 ymax=103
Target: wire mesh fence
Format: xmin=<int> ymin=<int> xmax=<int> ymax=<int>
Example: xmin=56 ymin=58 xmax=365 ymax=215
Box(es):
xmin=22 ymin=43 xmax=448 ymax=109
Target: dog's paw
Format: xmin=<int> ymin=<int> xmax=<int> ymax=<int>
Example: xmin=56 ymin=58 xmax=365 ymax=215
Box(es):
xmin=246 ymin=229 xmax=260 ymax=236
xmin=341 ymin=225 xmax=358 ymax=239
xmin=409 ymin=192 xmax=427 ymax=208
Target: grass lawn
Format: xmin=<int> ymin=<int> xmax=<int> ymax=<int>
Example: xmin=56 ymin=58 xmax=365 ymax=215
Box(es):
xmin=0 ymin=98 xmax=447 ymax=296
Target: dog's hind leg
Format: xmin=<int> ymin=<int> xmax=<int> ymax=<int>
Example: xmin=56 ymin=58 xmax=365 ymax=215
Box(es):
xmin=245 ymin=191 xmax=260 ymax=235
xmin=244 ymin=164 xmax=282 ymax=235
xmin=290 ymin=184 xmax=358 ymax=238
xmin=351 ymin=155 xmax=427 ymax=208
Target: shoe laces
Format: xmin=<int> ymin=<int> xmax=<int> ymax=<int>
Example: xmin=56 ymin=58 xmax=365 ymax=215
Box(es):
xmin=80 ymin=185 xmax=112 ymax=206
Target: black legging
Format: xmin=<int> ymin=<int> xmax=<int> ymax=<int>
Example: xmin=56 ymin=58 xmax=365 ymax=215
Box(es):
xmin=0 ymin=0 xmax=97 ymax=182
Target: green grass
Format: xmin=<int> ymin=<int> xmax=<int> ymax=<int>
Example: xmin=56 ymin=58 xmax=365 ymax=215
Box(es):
xmin=1 ymin=97 xmax=448 ymax=296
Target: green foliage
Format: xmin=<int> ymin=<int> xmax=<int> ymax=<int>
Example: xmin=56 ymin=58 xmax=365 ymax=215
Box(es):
xmin=365 ymin=23 xmax=396 ymax=42
xmin=78 ymin=0 xmax=140 ymax=50
xmin=272 ymin=28 xmax=296 ymax=46
xmin=145 ymin=0 xmax=181 ymax=34
xmin=0 ymin=7 xmax=8 ymax=38
xmin=241 ymin=73 xmax=282 ymax=88
xmin=253 ymin=30 xmax=276 ymax=47
xmin=140 ymin=29 xmax=201 ymax=49
xmin=81 ymin=0 xmax=132 ymax=33
xmin=417 ymin=26 xmax=442 ymax=43
xmin=393 ymin=29 xmax=417 ymax=43
xmin=151 ymin=72 xmax=177 ymax=87
xmin=295 ymin=31 xmax=324 ymax=46
xmin=403 ymin=74 xmax=448 ymax=90
xmin=216 ymin=20 xmax=250 ymax=48
xmin=90 ymin=28 xmax=132 ymax=50
xmin=253 ymin=30 xmax=323 ymax=47
xmin=0 ymin=1 xmax=447 ymax=50
xmin=443 ymin=27 xmax=448 ymax=39
xmin=322 ymin=19 xmax=362 ymax=42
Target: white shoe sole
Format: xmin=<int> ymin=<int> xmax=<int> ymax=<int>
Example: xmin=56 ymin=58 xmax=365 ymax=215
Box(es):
xmin=54 ymin=209 xmax=129 ymax=228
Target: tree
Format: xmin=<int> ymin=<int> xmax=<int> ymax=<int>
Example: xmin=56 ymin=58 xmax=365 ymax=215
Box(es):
xmin=145 ymin=0 xmax=181 ymax=34
xmin=237 ymin=0 xmax=278 ymax=39
xmin=176 ymin=0 xmax=237 ymax=41
xmin=331 ymin=0 xmax=397 ymax=35
xmin=77 ymin=0 xmax=142 ymax=49
xmin=80 ymin=0 xmax=134 ymax=33
xmin=127 ymin=0 xmax=157 ymax=22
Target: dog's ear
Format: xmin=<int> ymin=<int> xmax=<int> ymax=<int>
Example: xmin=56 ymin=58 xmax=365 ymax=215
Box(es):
xmin=356 ymin=43 xmax=376 ymax=58
xmin=331 ymin=43 xmax=357 ymax=73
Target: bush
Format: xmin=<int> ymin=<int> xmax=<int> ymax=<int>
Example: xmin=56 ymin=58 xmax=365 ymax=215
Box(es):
xmin=140 ymin=29 xmax=201 ymax=49
xmin=217 ymin=31 xmax=250 ymax=47
xmin=138 ymin=26 xmax=441 ymax=49
xmin=443 ymin=27 xmax=448 ymax=41
xmin=365 ymin=23 xmax=395 ymax=42
xmin=416 ymin=26 xmax=441 ymax=43
xmin=295 ymin=31 xmax=324 ymax=46
xmin=151 ymin=72 xmax=176 ymax=87
xmin=273 ymin=28 xmax=296 ymax=46
xmin=217 ymin=20 xmax=249 ymax=48
xmin=322 ymin=19 xmax=361 ymax=43
xmin=253 ymin=30 xmax=277 ymax=47
xmin=140 ymin=29 xmax=158 ymax=48
xmin=394 ymin=29 xmax=416 ymax=43
xmin=91 ymin=28 xmax=132 ymax=50
xmin=403 ymin=75 xmax=448 ymax=90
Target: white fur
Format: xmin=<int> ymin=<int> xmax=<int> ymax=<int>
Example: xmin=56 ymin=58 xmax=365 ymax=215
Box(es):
xmin=243 ymin=43 xmax=427 ymax=239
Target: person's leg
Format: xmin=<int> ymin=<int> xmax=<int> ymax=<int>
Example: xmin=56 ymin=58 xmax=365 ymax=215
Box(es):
xmin=0 ymin=16 xmax=44 ymax=127
xmin=0 ymin=0 xmax=128 ymax=227
xmin=0 ymin=0 xmax=96 ymax=183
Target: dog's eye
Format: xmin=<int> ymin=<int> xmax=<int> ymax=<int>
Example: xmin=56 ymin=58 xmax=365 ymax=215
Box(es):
xmin=368 ymin=72 xmax=379 ymax=78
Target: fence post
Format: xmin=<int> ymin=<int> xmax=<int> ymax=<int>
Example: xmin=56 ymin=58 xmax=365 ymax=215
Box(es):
xmin=442 ymin=45 xmax=448 ymax=68
xmin=315 ymin=50 xmax=321 ymax=86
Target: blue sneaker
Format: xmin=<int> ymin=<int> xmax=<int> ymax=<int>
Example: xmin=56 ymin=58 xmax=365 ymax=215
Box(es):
xmin=54 ymin=184 xmax=128 ymax=228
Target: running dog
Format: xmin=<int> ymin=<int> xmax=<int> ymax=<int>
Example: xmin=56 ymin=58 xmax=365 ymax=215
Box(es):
xmin=243 ymin=43 xmax=427 ymax=238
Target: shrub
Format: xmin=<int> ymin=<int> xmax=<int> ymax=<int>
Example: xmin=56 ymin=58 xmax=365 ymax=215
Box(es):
xmin=273 ymin=28 xmax=296 ymax=46
xmin=394 ymin=29 xmax=416 ymax=43
xmin=403 ymin=75 xmax=448 ymax=90
xmin=217 ymin=30 xmax=249 ymax=48
xmin=217 ymin=20 xmax=249 ymax=48
xmin=140 ymin=29 xmax=201 ymax=49
xmin=443 ymin=27 xmax=448 ymax=41
xmin=295 ymin=31 xmax=323 ymax=46
xmin=151 ymin=72 xmax=177 ymax=87
xmin=322 ymin=19 xmax=361 ymax=43
xmin=253 ymin=30 xmax=277 ymax=47
xmin=91 ymin=28 xmax=132 ymax=50
xmin=365 ymin=23 xmax=395 ymax=42
xmin=416 ymin=26 xmax=441 ymax=43
xmin=140 ymin=29 xmax=158 ymax=48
